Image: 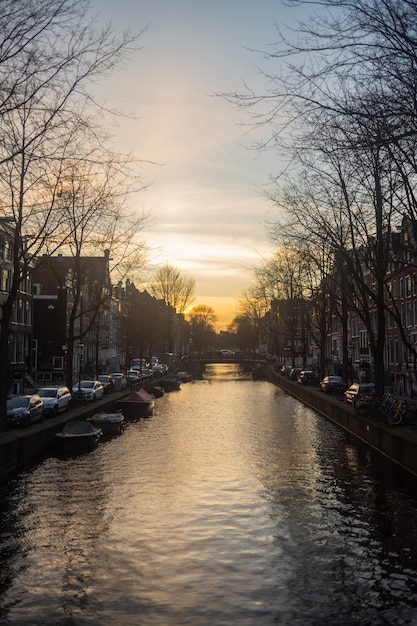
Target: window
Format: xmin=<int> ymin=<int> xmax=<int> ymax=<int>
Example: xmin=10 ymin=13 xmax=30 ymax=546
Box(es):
xmin=407 ymin=301 xmax=413 ymax=327
xmin=18 ymin=299 xmax=24 ymax=324
xmin=359 ymin=330 xmax=368 ymax=355
xmin=5 ymin=270 xmax=11 ymax=291
xmin=25 ymin=301 xmax=31 ymax=325
xmin=406 ymin=275 xmax=412 ymax=298
xmin=52 ymin=356 xmax=64 ymax=370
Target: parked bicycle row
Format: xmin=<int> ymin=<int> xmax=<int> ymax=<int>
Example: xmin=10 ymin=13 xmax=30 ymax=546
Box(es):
xmin=353 ymin=393 xmax=417 ymax=426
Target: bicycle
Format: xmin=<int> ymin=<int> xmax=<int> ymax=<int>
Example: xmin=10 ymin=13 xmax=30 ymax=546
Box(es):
xmin=355 ymin=394 xmax=378 ymax=417
xmin=386 ymin=400 xmax=417 ymax=427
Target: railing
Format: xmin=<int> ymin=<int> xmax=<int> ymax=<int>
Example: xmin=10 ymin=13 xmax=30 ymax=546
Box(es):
xmin=186 ymin=355 xmax=267 ymax=365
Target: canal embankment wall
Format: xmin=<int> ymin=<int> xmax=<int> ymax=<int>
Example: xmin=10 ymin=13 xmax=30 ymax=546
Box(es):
xmin=269 ymin=368 xmax=417 ymax=478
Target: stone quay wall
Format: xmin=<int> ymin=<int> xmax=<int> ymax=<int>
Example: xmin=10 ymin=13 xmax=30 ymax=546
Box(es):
xmin=269 ymin=369 xmax=417 ymax=478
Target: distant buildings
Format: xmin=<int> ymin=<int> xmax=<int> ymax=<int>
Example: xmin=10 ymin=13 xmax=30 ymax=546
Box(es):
xmin=0 ymin=217 xmax=190 ymax=392
xmin=4 ymin=213 xmax=417 ymax=396
xmin=262 ymin=216 xmax=417 ymax=396
xmin=0 ymin=217 xmax=33 ymax=393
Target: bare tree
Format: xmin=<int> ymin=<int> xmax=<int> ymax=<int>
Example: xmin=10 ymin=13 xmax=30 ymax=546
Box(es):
xmin=230 ymin=293 xmax=266 ymax=357
xmin=223 ymin=0 xmax=417 ymax=393
xmin=50 ymin=152 xmax=149 ymax=390
xmin=187 ymin=304 xmax=217 ymax=353
xmin=148 ymin=263 xmax=196 ymax=353
xmin=0 ymin=0 xmax=142 ymax=428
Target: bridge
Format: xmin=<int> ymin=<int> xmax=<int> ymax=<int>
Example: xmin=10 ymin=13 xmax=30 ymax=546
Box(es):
xmin=187 ymin=357 xmax=267 ymax=365
xmin=181 ymin=355 xmax=269 ymax=378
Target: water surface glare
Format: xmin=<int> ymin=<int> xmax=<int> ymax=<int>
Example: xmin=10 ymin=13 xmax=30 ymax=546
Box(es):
xmin=1 ymin=364 xmax=417 ymax=624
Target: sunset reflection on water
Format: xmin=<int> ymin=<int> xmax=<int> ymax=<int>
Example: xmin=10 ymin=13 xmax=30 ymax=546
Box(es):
xmin=1 ymin=365 xmax=417 ymax=624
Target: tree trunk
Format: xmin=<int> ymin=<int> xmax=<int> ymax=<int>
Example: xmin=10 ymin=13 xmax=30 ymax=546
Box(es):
xmin=0 ymin=312 xmax=11 ymax=430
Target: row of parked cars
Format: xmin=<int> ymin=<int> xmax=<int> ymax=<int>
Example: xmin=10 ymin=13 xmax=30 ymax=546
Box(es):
xmin=280 ymin=366 xmax=319 ymax=386
xmin=7 ymin=361 xmax=171 ymax=428
xmin=126 ymin=359 xmax=169 ymax=383
xmin=280 ymin=366 xmax=377 ymax=406
xmin=319 ymin=376 xmax=377 ymax=405
xmin=6 ymin=371 xmax=131 ymax=428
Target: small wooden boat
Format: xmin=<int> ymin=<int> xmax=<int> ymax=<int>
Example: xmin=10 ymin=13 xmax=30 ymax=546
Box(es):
xmin=117 ymin=388 xmax=155 ymax=419
xmin=149 ymin=386 xmax=165 ymax=398
xmin=89 ymin=411 xmax=125 ymax=436
xmin=54 ymin=420 xmax=102 ymax=452
xmin=176 ymin=371 xmax=192 ymax=382
xmin=159 ymin=376 xmax=182 ymax=392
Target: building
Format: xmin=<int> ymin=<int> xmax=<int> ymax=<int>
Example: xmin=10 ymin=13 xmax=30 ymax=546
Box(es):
xmin=32 ymin=252 xmax=112 ymax=383
xmin=0 ymin=217 xmax=34 ymax=393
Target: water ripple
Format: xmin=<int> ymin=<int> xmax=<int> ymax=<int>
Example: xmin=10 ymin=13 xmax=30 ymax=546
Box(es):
xmin=1 ymin=367 xmax=417 ymax=624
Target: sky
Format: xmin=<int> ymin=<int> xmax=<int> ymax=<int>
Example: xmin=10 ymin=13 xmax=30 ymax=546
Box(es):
xmin=92 ymin=0 xmax=306 ymax=330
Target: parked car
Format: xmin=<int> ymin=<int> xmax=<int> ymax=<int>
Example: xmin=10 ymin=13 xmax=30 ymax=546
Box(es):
xmin=7 ymin=394 xmax=44 ymax=427
xmin=131 ymin=359 xmax=148 ymax=371
xmin=289 ymin=368 xmax=302 ymax=381
xmin=320 ymin=375 xmax=344 ymax=394
xmin=139 ymin=368 xmax=153 ymax=382
xmin=126 ymin=369 xmax=141 ymax=382
xmin=297 ymin=370 xmax=317 ymax=385
xmin=98 ymin=375 xmax=114 ymax=394
xmin=111 ymin=372 xmax=127 ymax=390
xmin=280 ymin=365 xmax=292 ymax=377
xmin=219 ymin=349 xmax=235 ymax=357
xmin=344 ymin=383 xmax=376 ymax=406
xmin=72 ymin=380 xmax=105 ymax=401
xmin=37 ymin=386 xmax=71 ymax=416
xmin=151 ymin=365 xmax=165 ymax=378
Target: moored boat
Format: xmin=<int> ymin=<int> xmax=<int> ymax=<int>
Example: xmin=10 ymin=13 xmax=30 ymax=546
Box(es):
xmin=89 ymin=411 xmax=125 ymax=436
xmin=148 ymin=386 xmax=165 ymax=398
xmin=117 ymin=388 xmax=155 ymax=419
xmin=176 ymin=371 xmax=192 ymax=382
xmin=54 ymin=420 xmax=102 ymax=452
xmin=159 ymin=376 xmax=182 ymax=392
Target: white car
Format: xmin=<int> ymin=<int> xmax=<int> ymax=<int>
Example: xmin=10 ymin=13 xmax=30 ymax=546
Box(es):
xmin=110 ymin=372 xmax=127 ymax=390
xmin=72 ymin=380 xmax=105 ymax=401
xmin=37 ymin=386 xmax=71 ymax=416
xmin=126 ymin=369 xmax=141 ymax=381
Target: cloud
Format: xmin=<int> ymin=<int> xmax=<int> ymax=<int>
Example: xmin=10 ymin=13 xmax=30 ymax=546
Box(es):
xmin=93 ymin=0 xmax=286 ymax=328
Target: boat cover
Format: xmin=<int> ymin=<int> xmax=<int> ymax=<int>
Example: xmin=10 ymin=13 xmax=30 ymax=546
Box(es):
xmin=61 ymin=420 xmax=99 ymax=434
xmin=92 ymin=412 xmax=124 ymax=422
xmin=123 ymin=389 xmax=154 ymax=403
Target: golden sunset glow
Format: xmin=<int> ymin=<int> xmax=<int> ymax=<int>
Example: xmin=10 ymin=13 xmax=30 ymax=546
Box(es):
xmin=93 ymin=1 xmax=302 ymax=329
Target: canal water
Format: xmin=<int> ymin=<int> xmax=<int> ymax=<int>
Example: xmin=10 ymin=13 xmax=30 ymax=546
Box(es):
xmin=1 ymin=364 xmax=417 ymax=625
